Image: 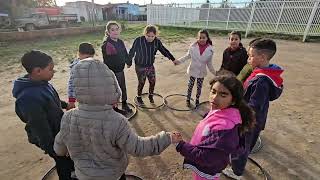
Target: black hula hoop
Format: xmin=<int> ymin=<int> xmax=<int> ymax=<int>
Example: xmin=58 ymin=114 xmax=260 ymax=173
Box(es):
xmin=42 ymin=166 xmax=56 ymax=180
xmin=42 ymin=166 xmax=144 ymax=180
xmin=117 ymin=102 xmax=137 ymax=121
xmin=251 ymin=136 xmax=263 ymax=154
xmin=134 ymin=93 xmax=164 ymax=109
xmin=248 ymin=156 xmax=271 ymax=180
xmin=163 ymin=94 xmax=196 ymax=111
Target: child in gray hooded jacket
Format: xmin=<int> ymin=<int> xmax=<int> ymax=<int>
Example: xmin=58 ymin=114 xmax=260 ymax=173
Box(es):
xmin=54 ymin=59 xmax=181 ymax=180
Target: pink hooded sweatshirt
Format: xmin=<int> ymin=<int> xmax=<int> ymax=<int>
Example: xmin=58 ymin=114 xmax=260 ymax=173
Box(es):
xmin=190 ymin=108 xmax=242 ymax=180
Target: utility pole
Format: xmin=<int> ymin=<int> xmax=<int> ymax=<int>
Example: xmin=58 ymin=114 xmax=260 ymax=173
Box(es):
xmin=91 ymin=0 xmax=95 ymax=27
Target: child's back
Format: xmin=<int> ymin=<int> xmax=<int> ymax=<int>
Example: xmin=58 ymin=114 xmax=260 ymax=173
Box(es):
xmin=13 ymin=76 xmax=65 ymax=155
xmin=54 ymin=59 xmax=172 ymax=180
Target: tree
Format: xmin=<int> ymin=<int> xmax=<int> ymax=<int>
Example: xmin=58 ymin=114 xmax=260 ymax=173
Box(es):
xmin=36 ymin=0 xmax=57 ymax=7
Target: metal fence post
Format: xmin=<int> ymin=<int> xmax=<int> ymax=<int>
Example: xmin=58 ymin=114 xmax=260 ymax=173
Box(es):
xmin=206 ymin=3 xmax=210 ymax=29
xmin=275 ymin=1 xmax=285 ymax=32
xmin=303 ymin=1 xmax=319 ymax=42
xmin=245 ymin=1 xmax=256 ymax=38
xmin=226 ymin=6 xmax=231 ymax=30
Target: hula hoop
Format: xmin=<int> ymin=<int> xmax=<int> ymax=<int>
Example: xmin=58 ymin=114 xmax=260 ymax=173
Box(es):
xmin=125 ymin=174 xmax=144 ymax=180
xmin=194 ymin=101 xmax=210 ymax=117
xmin=117 ymin=102 xmax=137 ymax=121
xmin=222 ymin=157 xmax=271 ymax=180
xmin=163 ymin=94 xmax=196 ymax=111
xmin=251 ymin=136 xmax=263 ymax=154
xmin=41 ymin=166 xmax=56 ymax=180
xmin=248 ymin=156 xmax=271 ymax=180
xmin=134 ymin=93 xmax=164 ymax=109
xmin=42 ymin=166 xmax=144 ymax=180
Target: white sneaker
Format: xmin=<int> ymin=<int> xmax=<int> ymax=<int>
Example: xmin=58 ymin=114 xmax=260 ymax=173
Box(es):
xmin=222 ymin=167 xmax=242 ymax=180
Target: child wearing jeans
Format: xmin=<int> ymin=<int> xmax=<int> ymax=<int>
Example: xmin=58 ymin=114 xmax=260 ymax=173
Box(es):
xmin=176 ymin=29 xmax=216 ymax=107
xmin=173 ymin=75 xmax=255 ymax=180
xmin=54 ymin=59 xmax=181 ymax=180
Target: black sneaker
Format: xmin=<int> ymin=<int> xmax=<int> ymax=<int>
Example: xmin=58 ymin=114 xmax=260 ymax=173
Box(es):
xmin=186 ymin=99 xmax=191 ymax=107
xmin=148 ymin=95 xmax=155 ymax=104
xmin=195 ymin=99 xmax=200 ymax=107
xmin=122 ymin=102 xmax=133 ymax=113
xmin=136 ymin=96 xmax=145 ymax=105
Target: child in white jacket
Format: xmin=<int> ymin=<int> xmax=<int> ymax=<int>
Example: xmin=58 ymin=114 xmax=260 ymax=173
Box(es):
xmin=176 ymin=29 xmax=216 ymax=107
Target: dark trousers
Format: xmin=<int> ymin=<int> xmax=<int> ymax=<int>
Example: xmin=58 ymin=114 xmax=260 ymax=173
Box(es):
xmin=135 ymin=65 xmax=156 ymax=96
xmin=231 ymin=126 xmax=262 ymax=175
xmin=50 ymin=155 xmax=76 ymax=180
xmin=115 ymin=71 xmax=128 ymax=102
xmin=187 ymin=76 xmax=204 ymax=101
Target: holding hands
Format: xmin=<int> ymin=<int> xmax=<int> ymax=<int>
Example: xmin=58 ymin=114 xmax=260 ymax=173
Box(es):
xmin=170 ymin=131 xmax=183 ymax=143
xmin=173 ymin=60 xmax=181 ymax=66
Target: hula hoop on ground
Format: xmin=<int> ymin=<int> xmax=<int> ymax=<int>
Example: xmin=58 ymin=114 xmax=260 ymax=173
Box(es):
xmin=222 ymin=157 xmax=271 ymax=180
xmin=117 ymin=102 xmax=137 ymax=121
xmin=251 ymin=136 xmax=263 ymax=154
xmin=42 ymin=166 xmax=144 ymax=180
xmin=125 ymin=174 xmax=144 ymax=180
xmin=42 ymin=166 xmax=56 ymax=180
xmin=163 ymin=94 xmax=196 ymax=111
xmin=194 ymin=101 xmax=210 ymax=117
xmin=134 ymin=93 xmax=164 ymax=109
xmin=248 ymin=156 xmax=271 ymax=180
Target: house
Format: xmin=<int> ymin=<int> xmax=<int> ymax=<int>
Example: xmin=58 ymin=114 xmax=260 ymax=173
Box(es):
xmin=102 ymin=2 xmax=140 ymax=21
xmin=138 ymin=5 xmax=147 ymax=21
xmin=62 ymin=1 xmax=104 ymax=22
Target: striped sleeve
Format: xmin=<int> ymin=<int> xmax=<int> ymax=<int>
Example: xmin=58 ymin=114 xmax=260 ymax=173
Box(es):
xmin=128 ymin=38 xmax=138 ymax=65
xmin=157 ymin=39 xmax=175 ymax=61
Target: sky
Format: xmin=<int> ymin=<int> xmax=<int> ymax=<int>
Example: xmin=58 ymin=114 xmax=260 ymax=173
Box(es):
xmin=56 ymin=0 xmax=248 ymax=6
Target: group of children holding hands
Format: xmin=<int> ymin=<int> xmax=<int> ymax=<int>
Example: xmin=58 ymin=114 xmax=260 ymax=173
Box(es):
xmin=12 ymin=21 xmax=284 ymax=180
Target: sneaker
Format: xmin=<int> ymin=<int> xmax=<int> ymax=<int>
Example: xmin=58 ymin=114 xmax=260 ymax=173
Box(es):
xmin=222 ymin=167 xmax=242 ymax=180
xmin=186 ymin=99 xmax=191 ymax=107
xmin=195 ymin=99 xmax=200 ymax=107
xmin=148 ymin=95 xmax=155 ymax=104
xmin=136 ymin=96 xmax=145 ymax=105
xmin=122 ymin=102 xmax=133 ymax=113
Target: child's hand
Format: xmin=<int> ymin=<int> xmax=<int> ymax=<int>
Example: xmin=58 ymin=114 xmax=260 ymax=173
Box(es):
xmin=170 ymin=131 xmax=183 ymax=143
xmin=67 ymin=102 xmax=76 ymax=110
xmin=173 ymin=60 xmax=180 ymax=66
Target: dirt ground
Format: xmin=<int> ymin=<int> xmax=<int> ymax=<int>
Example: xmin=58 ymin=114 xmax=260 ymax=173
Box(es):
xmin=0 ymin=36 xmax=320 ymax=180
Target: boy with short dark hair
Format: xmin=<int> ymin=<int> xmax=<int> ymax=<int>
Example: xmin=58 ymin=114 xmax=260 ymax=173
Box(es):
xmin=12 ymin=50 xmax=75 ymax=180
xmin=223 ymin=39 xmax=284 ymax=179
xmin=67 ymin=42 xmax=95 ymax=109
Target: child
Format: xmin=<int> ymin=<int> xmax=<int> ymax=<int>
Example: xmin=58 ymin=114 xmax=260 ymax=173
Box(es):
xmin=236 ymin=38 xmax=262 ymax=83
xmin=101 ymin=21 xmax=132 ymax=113
xmin=54 ymin=59 xmax=181 ymax=180
xmin=223 ymin=38 xmax=284 ymax=179
xmin=68 ymin=42 xmax=95 ymax=109
xmin=220 ymin=31 xmax=248 ymax=76
xmin=174 ymin=75 xmax=255 ymax=180
xmin=12 ymin=50 xmax=75 ymax=180
xmin=176 ymin=29 xmax=216 ymax=107
xmin=128 ymin=24 xmax=178 ymax=105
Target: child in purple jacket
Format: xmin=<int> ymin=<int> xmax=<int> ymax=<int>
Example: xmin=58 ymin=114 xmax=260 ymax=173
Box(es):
xmin=174 ymin=75 xmax=255 ymax=180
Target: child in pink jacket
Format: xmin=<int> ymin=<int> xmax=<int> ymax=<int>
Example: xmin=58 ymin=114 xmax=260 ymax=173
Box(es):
xmin=173 ymin=75 xmax=255 ymax=180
